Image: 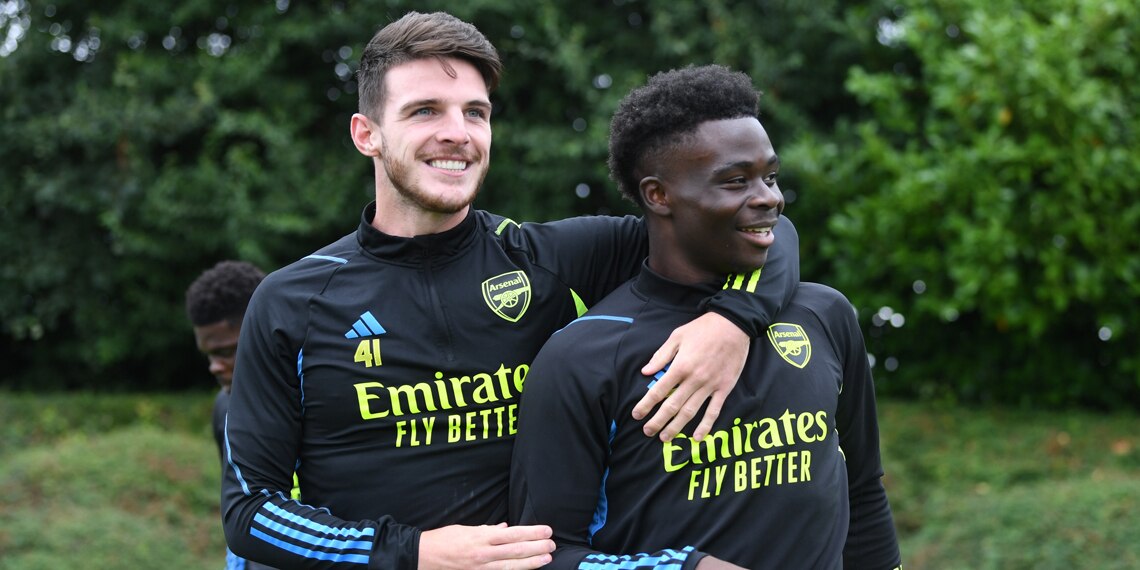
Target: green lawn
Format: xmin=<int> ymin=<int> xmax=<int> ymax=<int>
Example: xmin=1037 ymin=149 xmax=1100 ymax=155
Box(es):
xmin=1 ymin=392 xmax=1136 ymax=569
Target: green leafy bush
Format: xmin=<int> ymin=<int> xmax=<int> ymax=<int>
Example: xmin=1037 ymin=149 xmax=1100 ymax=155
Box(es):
xmin=788 ymin=0 xmax=1140 ymax=407
xmin=0 ymin=0 xmax=887 ymax=391
xmin=0 ymin=391 xmax=214 ymax=457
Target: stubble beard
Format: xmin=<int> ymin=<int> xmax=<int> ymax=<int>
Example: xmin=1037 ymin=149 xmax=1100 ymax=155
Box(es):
xmin=381 ymin=138 xmax=487 ymax=215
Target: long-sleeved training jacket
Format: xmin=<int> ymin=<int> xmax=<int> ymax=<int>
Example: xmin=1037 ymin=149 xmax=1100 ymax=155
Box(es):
xmin=510 ymin=269 xmax=901 ymax=570
xmin=221 ymin=203 xmax=799 ymax=568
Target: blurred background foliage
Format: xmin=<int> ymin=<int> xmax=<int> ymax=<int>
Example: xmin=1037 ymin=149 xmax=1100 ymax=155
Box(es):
xmin=1 ymin=0 xmax=1137 ymax=408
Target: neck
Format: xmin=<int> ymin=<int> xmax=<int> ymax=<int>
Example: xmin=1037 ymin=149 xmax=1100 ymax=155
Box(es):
xmin=371 ymin=180 xmax=469 ymax=238
xmin=370 ymin=201 xmax=469 ymax=237
xmin=645 ymin=225 xmax=716 ymax=285
xmin=646 ymin=253 xmax=716 ymax=285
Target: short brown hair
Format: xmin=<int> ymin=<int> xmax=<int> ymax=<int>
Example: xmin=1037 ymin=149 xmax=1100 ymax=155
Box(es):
xmin=357 ymin=11 xmax=502 ymax=119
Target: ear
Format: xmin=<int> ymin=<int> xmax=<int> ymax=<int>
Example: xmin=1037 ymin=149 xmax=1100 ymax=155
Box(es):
xmin=350 ymin=113 xmax=380 ymax=157
xmin=640 ymin=176 xmax=671 ymax=216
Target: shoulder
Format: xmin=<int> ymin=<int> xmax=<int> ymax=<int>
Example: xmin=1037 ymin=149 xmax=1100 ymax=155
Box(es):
xmin=480 ymin=210 xmax=642 ymax=241
xmin=260 ymin=233 xmax=357 ymax=291
xmin=213 ymin=388 xmax=230 ymax=410
xmin=789 ymin=282 xmax=857 ymax=317
xmin=780 ymin=282 xmax=862 ymax=339
xmin=782 ymin=282 xmax=864 ymax=352
xmin=245 ymin=233 xmax=359 ymax=321
xmin=536 ymin=283 xmax=639 ymax=357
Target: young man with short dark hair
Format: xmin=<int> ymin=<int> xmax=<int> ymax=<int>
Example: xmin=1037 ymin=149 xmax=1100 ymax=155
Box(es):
xmin=186 ymin=260 xmax=278 ymax=570
xmin=510 ymin=65 xmax=902 ymax=570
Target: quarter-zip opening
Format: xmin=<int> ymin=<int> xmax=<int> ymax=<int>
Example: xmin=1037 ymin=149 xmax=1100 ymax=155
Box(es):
xmin=423 ymin=253 xmax=457 ymax=362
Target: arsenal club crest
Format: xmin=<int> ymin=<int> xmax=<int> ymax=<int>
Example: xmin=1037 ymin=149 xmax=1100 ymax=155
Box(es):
xmin=767 ymin=323 xmax=812 ymax=369
xmin=482 ymin=271 xmax=532 ymax=322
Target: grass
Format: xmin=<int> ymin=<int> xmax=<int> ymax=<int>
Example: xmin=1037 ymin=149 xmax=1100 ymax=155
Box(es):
xmin=0 ymin=392 xmax=1136 ymax=568
xmin=879 ymin=401 xmax=1140 ymax=569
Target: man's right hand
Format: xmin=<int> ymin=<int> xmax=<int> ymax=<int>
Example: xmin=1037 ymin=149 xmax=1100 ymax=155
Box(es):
xmin=419 ymin=522 xmax=555 ymax=569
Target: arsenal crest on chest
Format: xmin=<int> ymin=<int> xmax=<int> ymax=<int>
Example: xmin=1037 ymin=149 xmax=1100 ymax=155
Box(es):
xmin=482 ymin=270 xmax=532 ymax=322
xmin=767 ymin=323 xmax=812 ymax=369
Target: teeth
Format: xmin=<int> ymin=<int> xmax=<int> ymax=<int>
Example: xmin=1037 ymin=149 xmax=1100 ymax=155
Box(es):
xmin=430 ymin=160 xmax=467 ymax=171
xmin=742 ymin=226 xmax=772 ymax=234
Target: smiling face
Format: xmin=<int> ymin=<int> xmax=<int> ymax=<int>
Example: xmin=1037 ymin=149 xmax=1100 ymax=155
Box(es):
xmin=643 ymin=117 xmax=784 ymax=284
xmin=352 ymin=57 xmax=493 ymax=236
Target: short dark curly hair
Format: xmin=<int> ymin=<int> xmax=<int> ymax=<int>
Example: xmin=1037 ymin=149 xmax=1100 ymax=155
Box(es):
xmin=185 ymin=261 xmax=265 ymax=327
xmin=608 ymin=64 xmax=761 ymax=207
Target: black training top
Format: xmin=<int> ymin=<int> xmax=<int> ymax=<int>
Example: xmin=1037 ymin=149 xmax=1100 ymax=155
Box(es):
xmin=510 ymin=267 xmax=901 ymax=570
xmin=221 ymin=203 xmax=799 ymax=569
xmin=212 ymin=388 xmax=228 ymax=468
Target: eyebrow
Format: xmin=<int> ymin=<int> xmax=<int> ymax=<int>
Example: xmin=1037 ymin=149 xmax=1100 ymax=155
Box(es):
xmin=710 ymin=154 xmax=780 ymax=177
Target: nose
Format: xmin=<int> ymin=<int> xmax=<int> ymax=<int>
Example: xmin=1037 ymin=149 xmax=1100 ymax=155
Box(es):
xmin=208 ymin=357 xmax=228 ymax=376
xmin=435 ymin=108 xmax=471 ymax=145
xmin=749 ymin=179 xmax=784 ymax=211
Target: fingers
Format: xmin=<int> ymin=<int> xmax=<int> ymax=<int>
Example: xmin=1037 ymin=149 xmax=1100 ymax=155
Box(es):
xmin=419 ymin=524 xmax=554 ymax=570
xmin=502 ymin=552 xmax=555 ymax=570
xmin=640 ymin=371 xmax=697 ymax=439
xmin=640 ymin=334 xmax=679 ymax=379
xmin=689 ymin=390 xmax=728 ymax=441
xmin=632 ymin=366 xmax=676 ymax=425
xmin=633 ymin=339 xmax=680 ymax=421
xmin=483 ymin=525 xmax=554 ymax=569
xmin=486 ymin=524 xmax=552 ymax=544
xmin=652 ymin=383 xmax=709 ymax=442
xmin=635 ymin=312 xmax=748 ymax=440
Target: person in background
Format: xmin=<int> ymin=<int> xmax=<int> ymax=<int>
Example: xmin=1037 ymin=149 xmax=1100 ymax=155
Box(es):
xmin=186 ymin=259 xmax=279 ymax=570
xmin=221 ymin=12 xmax=799 ymax=569
xmin=186 ymin=260 xmax=265 ymax=467
xmin=510 ymin=64 xmax=902 ymax=569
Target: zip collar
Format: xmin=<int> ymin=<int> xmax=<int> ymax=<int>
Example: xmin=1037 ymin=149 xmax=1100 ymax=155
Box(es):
xmin=356 ymin=202 xmax=478 ymax=263
xmin=633 ymin=262 xmax=721 ymax=311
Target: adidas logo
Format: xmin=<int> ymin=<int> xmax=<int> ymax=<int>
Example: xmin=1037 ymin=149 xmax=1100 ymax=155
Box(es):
xmin=345 ymin=311 xmax=386 ymax=339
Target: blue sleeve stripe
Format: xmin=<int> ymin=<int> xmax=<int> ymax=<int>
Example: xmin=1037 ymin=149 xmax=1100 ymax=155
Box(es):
xmin=253 ymin=512 xmax=372 ymax=551
xmin=555 ymin=315 xmax=633 ymax=334
xmin=262 ymin=502 xmax=376 ymax=539
xmin=224 ymin=415 xmax=252 ymax=496
xmin=225 ymin=547 xmax=247 ymax=570
xmin=572 ymin=315 xmax=634 ymax=325
xmin=250 ymin=527 xmax=369 ymax=565
xmin=588 ymin=420 xmax=618 ymax=542
xmin=304 ymin=254 xmax=349 ymax=264
xmin=297 ymin=349 xmax=306 ymax=413
xmin=578 ymin=546 xmax=694 ymax=570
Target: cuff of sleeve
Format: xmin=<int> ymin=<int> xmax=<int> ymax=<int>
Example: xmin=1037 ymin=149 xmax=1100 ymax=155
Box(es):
xmin=368 ymin=521 xmax=420 ymax=570
xmin=701 ymin=303 xmax=760 ymax=339
xmin=682 ymin=550 xmax=709 ymax=570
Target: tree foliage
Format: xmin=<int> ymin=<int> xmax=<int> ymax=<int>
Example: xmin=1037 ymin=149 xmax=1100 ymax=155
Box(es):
xmin=1 ymin=0 xmax=1135 ymax=407
xmin=789 ymin=0 xmax=1139 ymax=406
